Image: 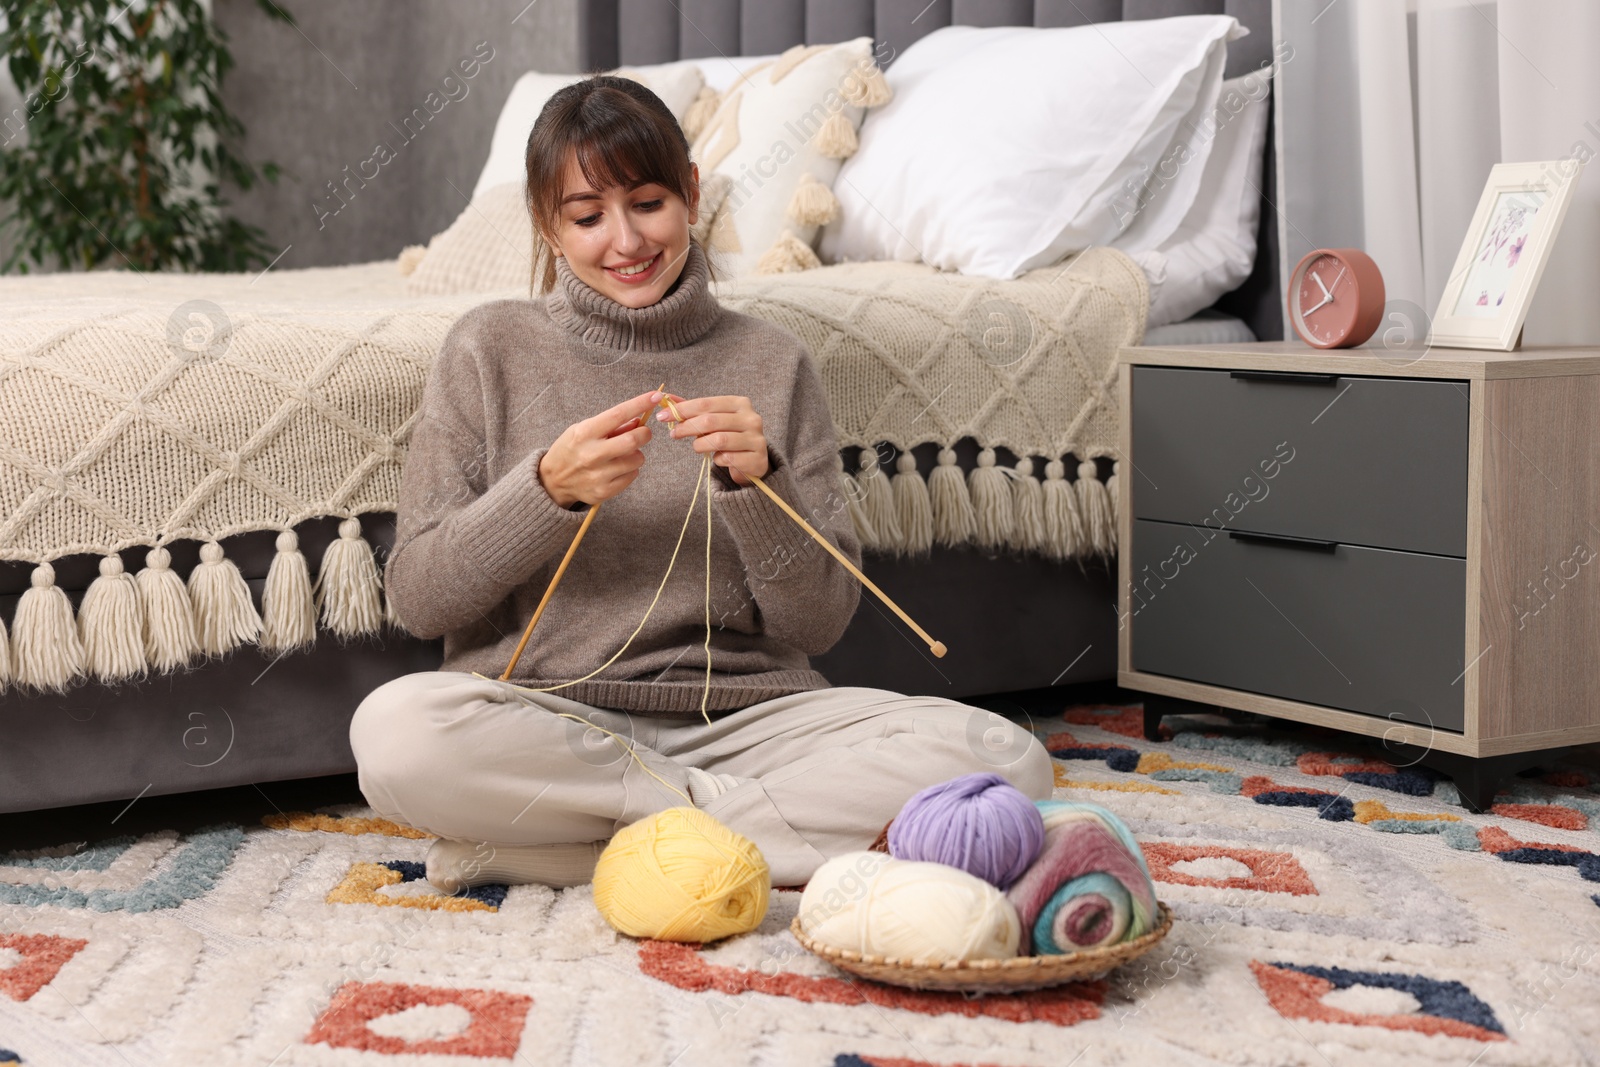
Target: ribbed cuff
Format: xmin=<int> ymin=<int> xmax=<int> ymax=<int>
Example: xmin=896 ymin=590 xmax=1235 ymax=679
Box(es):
xmin=452 ymin=447 xmax=589 ymax=586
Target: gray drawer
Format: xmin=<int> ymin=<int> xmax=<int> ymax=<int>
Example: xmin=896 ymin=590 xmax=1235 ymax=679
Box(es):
xmin=1129 ymin=519 xmax=1466 ymax=730
xmin=1130 ymin=366 xmax=1469 ymax=557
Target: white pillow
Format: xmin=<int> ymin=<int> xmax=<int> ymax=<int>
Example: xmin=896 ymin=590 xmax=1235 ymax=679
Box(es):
xmin=817 ymin=17 xmax=1244 ymax=278
xmin=1135 ymin=74 xmax=1269 ymax=328
xmin=689 ymin=38 xmax=890 ymax=278
xmin=471 ymin=62 xmax=706 ymax=201
xmin=691 ymin=54 xmax=780 ymax=94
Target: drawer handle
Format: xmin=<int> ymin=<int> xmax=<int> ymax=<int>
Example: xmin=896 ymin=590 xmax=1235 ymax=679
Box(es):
xmin=1229 ymin=370 xmax=1342 ymax=385
xmin=1227 ymin=530 xmax=1339 ymax=552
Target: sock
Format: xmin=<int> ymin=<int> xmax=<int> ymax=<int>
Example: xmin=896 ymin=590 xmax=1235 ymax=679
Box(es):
xmin=684 ymin=765 xmax=748 ymax=807
xmin=425 ymin=836 xmax=605 ymax=893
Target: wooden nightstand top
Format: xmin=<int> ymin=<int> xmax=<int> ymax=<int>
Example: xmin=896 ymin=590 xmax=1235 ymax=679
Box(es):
xmin=1118 ymin=340 xmax=1600 ymax=380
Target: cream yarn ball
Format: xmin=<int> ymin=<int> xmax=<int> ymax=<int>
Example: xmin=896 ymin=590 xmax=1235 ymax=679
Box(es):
xmin=796 ymin=850 xmax=1021 ymax=964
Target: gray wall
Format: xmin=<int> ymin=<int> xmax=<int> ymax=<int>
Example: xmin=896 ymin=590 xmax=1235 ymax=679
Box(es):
xmin=210 ymin=0 xmax=583 ymax=269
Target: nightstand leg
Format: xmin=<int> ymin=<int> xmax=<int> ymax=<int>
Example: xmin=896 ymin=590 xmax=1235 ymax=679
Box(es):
xmin=1141 ymin=695 xmax=1209 ymax=742
xmin=1381 ymin=744 xmax=1571 ymax=815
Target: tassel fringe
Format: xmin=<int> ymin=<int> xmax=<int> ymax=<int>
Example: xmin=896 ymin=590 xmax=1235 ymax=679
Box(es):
xmin=1011 ymin=457 xmax=1045 ymax=554
xmin=836 ymin=445 xmax=1117 ymax=561
xmin=841 ymin=63 xmax=892 ymax=108
xmin=262 ymin=529 xmax=317 ymax=653
xmin=0 ymin=451 xmax=1115 ymax=690
xmin=853 ymin=448 xmax=902 ymax=552
xmin=787 ymin=173 xmax=840 ymax=226
xmin=969 ymin=449 xmax=1013 ymax=550
xmin=754 ymin=229 xmax=822 ymax=275
xmin=930 ymin=447 xmax=977 ymax=547
xmin=80 ymin=555 xmax=147 ymax=683
xmin=816 ymin=111 xmax=859 ymax=158
xmin=892 ymin=451 xmax=933 ymax=556
xmin=317 ymin=517 xmax=384 ymax=637
xmin=1076 ymin=459 xmax=1116 ymax=556
xmin=12 ymin=561 xmax=85 ymax=692
xmin=1042 ymin=459 xmax=1084 ymax=560
xmin=138 ymin=546 xmax=199 ymax=672
xmin=189 ymin=540 xmax=263 ymax=657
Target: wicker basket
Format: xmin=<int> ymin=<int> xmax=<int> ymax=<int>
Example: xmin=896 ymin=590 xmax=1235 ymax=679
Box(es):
xmin=789 ymin=901 xmax=1174 ymax=993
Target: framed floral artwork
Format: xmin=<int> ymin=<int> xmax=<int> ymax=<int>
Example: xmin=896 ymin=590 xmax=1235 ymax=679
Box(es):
xmin=1429 ymin=160 xmax=1580 ymax=351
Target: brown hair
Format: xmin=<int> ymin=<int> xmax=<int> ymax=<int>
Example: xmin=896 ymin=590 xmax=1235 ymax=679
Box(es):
xmin=524 ymin=75 xmax=709 ymax=295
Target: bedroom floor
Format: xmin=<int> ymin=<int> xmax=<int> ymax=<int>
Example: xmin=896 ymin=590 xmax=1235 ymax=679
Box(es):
xmin=6 ymin=685 xmax=1600 ymax=1066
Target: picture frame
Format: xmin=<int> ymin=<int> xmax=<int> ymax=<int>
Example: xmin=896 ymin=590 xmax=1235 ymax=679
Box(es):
xmin=1429 ymin=160 xmax=1581 ymax=351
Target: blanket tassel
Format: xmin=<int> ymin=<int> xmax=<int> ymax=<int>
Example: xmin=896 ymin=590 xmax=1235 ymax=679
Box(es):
xmin=929 ymin=447 xmax=976 ymax=547
xmin=855 ymin=448 xmax=903 ymax=552
xmin=79 ymin=555 xmax=147 ymax=683
xmin=0 ymin=612 xmax=10 ymax=691
xmin=317 ymin=517 xmax=384 ymax=637
xmin=1043 ymin=459 xmax=1085 ymax=560
xmin=138 ymin=546 xmax=199 ymax=671
xmin=262 ymin=530 xmax=317 ymax=653
xmin=892 ymin=451 xmax=933 ymax=556
xmin=1011 ymin=457 xmax=1046 ymax=554
xmin=839 ymin=470 xmax=877 ymax=550
xmin=13 ymin=562 xmax=86 ymax=692
xmin=969 ymin=448 xmax=1013 ymax=550
xmin=384 ymin=584 xmax=404 ymax=631
xmin=1077 ymin=459 xmax=1116 ymax=556
xmin=189 ymin=541 xmax=263 ymax=657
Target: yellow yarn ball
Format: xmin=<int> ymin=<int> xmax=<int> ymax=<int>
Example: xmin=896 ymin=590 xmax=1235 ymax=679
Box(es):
xmin=591 ymin=807 xmax=771 ymax=943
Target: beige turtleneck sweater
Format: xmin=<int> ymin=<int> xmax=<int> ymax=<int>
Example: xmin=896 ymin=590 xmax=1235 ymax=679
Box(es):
xmin=384 ymin=242 xmax=862 ymax=717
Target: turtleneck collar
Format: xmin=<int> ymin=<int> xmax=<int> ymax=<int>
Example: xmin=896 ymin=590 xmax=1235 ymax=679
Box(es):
xmin=545 ymin=241 xmax=722 ymax=354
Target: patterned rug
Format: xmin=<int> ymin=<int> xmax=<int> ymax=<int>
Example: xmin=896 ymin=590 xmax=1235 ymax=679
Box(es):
xmin=3 ymin=702 xmax=1600 ymax=1066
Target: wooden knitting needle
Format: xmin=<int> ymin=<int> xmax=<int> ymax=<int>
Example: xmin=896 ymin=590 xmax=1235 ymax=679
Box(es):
xmin=657 ymin=395 xmax=947 ymax=659
xmin=740 ymin=465 xmax=947 ymax=659
xmin=500 ymin=384 xmax=668 ymax=680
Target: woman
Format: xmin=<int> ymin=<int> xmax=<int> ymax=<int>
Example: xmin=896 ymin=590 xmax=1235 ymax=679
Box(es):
xmin=349 ymin=76 xmax=1051 ymax=893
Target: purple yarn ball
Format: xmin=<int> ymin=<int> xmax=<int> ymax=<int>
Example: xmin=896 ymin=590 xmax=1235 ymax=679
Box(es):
xmin=887 ymin=772 xmax=1046 ymax=889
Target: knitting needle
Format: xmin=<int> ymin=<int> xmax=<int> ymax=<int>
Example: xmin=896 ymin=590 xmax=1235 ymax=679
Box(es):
xmin=741 ymin=465 xmax=948 ymax=659
xmin=501 ymin=384 xmax=668 ymax=680
xmin=657 ymin=395 xmax=947 ymax=659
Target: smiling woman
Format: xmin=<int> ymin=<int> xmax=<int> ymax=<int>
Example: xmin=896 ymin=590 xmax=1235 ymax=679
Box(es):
xmin=349 ymin=73 xmax=1053 ymax=897
xmin=523 ymin=75 xmax=712 ymax=302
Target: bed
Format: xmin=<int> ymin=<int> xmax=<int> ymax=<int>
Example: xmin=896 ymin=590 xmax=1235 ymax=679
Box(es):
xmin=0 ymin=0 xmax=1280 ymax=814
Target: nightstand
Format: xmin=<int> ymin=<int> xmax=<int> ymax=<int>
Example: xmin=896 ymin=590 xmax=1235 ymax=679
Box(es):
xmin=1116 ymin=341 xmax=1600 ymax=812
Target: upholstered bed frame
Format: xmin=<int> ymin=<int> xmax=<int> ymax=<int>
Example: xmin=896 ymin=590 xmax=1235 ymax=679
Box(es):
xmin=0 ymin=0 xmax=1279 ymax=814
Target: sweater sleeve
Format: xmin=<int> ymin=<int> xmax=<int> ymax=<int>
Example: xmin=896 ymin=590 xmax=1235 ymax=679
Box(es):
xmin=707 ymin=350 xmax=861 ymax=656
xmin=384 ymin=411 xmax=590 ymax=641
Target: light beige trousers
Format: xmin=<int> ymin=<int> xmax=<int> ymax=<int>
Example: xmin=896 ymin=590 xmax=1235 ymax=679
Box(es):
xmin=348 ymin=671 xmax=1054 ymax=886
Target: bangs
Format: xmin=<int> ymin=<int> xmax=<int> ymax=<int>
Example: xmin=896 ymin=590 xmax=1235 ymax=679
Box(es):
xmin=568 ymin=114 xmax=683 ymax=197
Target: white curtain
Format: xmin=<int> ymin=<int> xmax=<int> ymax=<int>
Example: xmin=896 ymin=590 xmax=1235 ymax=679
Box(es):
xmin=1275 ymin=0 xmax=1600 ymax=345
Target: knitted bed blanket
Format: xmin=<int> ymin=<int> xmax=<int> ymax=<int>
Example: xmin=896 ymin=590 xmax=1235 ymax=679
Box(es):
xmin=0 ymin=248 xmax=1143 ymax=691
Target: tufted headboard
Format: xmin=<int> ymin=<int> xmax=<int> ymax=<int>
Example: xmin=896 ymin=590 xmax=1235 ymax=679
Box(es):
xmin=574 ymin=0 xmax=1282 ymax=341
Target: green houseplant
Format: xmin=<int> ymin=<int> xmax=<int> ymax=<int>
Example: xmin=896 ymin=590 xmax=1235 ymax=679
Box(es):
xmin=1 ymin=0 xmax=294 ymax=273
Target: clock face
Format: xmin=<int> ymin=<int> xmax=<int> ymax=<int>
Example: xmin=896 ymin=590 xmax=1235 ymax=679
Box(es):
xmin=1293 ymin=253 xmax=1363 ymax=347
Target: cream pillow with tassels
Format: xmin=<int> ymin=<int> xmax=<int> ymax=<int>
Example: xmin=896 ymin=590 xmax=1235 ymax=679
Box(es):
xmin=688 ymin=38 xmax=890 ymax=278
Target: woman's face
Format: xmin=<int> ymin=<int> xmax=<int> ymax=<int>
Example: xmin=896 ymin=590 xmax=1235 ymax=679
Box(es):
xmin=546 ymin=152 xmax=700 ymax=309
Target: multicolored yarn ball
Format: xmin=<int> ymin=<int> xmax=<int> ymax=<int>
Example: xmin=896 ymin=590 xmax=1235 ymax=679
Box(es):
xmin=591 ymin=807 xmax=770 ymax=943
xmin=1005 ymin=800 xmax=1160 ymax=955
xmin=797 ymin=850 xmax=1022 ymax=964
xmin=887 ymin=772 xmax=1046 ymax=889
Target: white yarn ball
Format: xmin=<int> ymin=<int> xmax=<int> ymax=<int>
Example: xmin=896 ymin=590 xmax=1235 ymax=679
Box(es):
xmin=797 ymin=851 xmax=1021 ymax=964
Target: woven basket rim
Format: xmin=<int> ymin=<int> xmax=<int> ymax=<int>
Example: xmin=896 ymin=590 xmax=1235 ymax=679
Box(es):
xmin=789 ymin=900 xmax=1173 ymax=985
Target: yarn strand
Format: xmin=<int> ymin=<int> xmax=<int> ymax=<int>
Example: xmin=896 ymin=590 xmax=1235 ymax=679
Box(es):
xmin=477 ymin=452 xmax=717 ymax=720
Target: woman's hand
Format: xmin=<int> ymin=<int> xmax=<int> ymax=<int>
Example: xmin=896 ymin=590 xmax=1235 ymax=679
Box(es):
xmin=658 ymin=393 xmax=770 ymax=485
xmin=537 ymin=389 xmax=662 ymax=508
